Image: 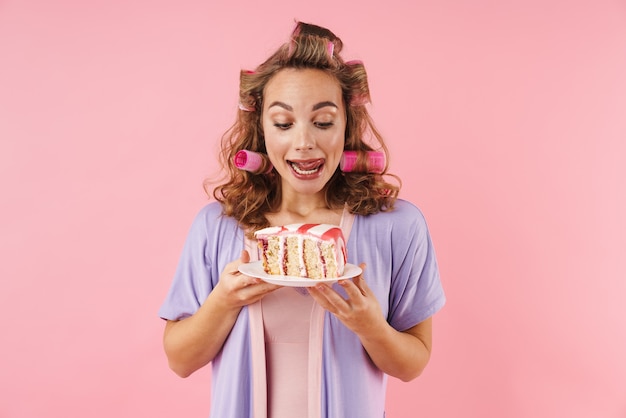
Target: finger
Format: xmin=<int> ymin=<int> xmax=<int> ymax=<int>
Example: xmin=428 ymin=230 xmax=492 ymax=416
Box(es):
xmin=240 ymin=273 xmax=282 ymax=291
xmin=236 ymin=278 xmax=281 ymax=301
xmin=351 ymin=263 xmax=368 ymax=295
xmin=241 ymin=274 xmax=262 ymax=286
xmin=339 ymin=278 xmax=367 ymax=299
xmin=306 ymin=285 xmax=326 ymax=301
xmin=310 ymin=283 xmax=350 ymax=312
xmin=307 ymin=286 xmax=335 ymax=311
xmin=224 ymin=251 xmax=253 ymax=278
xmin=352 ymin=277 xmax=370 ymax=297
xmin=252 ymin=282 xmax=284 ymax=302
xmin=338 ymin=262 xmax=368 ymax=296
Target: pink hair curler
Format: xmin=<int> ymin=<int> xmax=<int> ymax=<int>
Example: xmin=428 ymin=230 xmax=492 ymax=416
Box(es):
xmin=238 ymin=102 xmax=255 ymax=112
xmin=233 ymin=150 xmax=273 ymax=174
xmin=340 ymin=151 xmax=385 ymax=174
xmin=327 ymin=41 xmax=335 ymax=58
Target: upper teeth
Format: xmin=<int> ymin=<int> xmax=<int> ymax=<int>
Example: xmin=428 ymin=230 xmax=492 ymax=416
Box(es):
xmin=291 ymin=163 xmax=318 ymax=175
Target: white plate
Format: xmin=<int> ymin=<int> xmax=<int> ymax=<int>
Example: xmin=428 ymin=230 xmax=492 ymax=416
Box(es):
xmin=238 ymin=260 xmax=362 ymax=287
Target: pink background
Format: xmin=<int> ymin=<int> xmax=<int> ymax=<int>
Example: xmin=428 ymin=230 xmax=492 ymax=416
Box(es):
xmin=1 ymin=0 xmax=625 ymax=417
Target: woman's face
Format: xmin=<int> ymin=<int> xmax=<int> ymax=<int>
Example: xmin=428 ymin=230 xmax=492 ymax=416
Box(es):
xmin=261 ymin=68 xmax=346 ymax=198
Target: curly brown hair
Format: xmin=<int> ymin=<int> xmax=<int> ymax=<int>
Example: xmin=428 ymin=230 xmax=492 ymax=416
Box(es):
xmin=207 ymin=22 xmax=401 ymax=233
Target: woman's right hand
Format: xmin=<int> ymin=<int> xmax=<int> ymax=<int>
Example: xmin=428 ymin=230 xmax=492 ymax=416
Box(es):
xmin=212 ymin=250 xmax=282 ymax=309
xmin=163 ymin=250 xmax=279 ymax=377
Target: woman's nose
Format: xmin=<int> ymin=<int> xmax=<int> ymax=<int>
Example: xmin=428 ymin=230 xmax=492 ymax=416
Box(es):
xmin=293 ymin=126 xmax=315 ymax=151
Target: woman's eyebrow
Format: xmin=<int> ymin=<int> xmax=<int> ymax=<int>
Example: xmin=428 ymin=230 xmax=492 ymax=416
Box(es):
xmin=267 ymin=101 xmax=338 ymax=111
xmin=268 ymin=101 xmax=293 ymax=111
xmin=312 ymin=101 xmax=338 ymax=111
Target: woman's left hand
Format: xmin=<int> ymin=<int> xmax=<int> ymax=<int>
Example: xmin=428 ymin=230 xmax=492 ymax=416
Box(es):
xmin=307 ymin=263 xmax=385 ymax=338
xmin=308 ymin=263 xmax=433 ymax=381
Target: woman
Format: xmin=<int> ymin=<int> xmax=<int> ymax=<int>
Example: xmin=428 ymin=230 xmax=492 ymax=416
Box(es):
xmin=159 ymin=21 xmax=446 ymax=418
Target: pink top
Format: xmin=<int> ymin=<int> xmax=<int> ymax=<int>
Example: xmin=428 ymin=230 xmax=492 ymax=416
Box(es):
xmin=262 ymin=288 xmax=314 ymax=418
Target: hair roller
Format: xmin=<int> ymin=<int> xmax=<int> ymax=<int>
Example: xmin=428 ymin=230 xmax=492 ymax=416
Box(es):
xmin=326 ymin=41 xmax=335 ymax=59
xmin=340 ymin=151 xmax=385 ymax=174
xmin=233 ymin=150 xmax=273 ymax=174
xmin=238 ymin=101 xmax=256 ymax=112
xmin=286 ymin=21 xmax=343 ymax=67
xmin=293 ymin=22 xmax=343 ymax=53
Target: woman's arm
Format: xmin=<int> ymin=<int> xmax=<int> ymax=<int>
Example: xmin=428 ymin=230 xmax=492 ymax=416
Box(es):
xmin=163 ymin=251 xmax=280 ymax=378
xmin=358 ymin=317 xmax=432 ymax=382
xmin=307 ymin=265 xmax=433 ymax=382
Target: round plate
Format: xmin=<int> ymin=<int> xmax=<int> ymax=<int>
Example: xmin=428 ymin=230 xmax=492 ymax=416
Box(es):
xmin=238 ymin=260 xmax=362 ymax=287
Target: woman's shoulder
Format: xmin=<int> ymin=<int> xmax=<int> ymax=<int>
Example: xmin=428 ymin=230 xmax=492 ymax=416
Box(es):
xmin=189 ymin=201 xmax=237 ymax=229
xmin=359 ymin=198 xmax=427 ymax=225
xmin=390 ymin=198 xmax=424 ymax=216
xmin=184 ymin=201 xmax=245 ymax=251
xmin=196 ymin=200 xmax=226 ymax=217
xmin=353 ymin=199 xmax=431 ymax=241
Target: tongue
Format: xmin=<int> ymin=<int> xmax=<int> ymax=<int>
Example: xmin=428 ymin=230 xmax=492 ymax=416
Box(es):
xmin=294 ymin=159 xmax=323 ymax=170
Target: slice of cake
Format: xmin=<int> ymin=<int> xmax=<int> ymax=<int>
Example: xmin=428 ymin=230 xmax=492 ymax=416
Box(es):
xmin=254 ymin=224 xmax=347 ymax=279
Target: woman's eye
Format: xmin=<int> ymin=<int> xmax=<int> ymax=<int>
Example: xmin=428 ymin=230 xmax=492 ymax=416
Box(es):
xmin=315 ymin=121 xmax=333 ymax=129
xmin=274 ymin=122 xmax=292 ymax=130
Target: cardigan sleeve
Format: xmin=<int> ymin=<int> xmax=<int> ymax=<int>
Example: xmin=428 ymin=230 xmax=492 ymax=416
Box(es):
xmin=158 ymin=205 xmax=214 ymax=321
xmin=387 ymin=200 xmax=446 ymax=331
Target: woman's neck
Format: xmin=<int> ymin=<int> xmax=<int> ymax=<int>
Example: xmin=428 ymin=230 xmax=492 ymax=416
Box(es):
xmin=267 ymin=197 xmax=343 ymax=226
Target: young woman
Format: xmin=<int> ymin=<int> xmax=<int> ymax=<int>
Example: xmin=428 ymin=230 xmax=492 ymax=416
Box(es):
xmin=159 ymin=21 xmax=446 ymax=418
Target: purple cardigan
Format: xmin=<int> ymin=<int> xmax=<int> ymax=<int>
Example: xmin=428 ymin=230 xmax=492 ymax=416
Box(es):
xmin=159 ymin=199 xmax=446 ymax=417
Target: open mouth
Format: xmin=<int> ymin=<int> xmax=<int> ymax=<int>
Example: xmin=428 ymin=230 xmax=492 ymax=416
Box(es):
xmin=288 ymin=159 xmax=324 ymax=175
